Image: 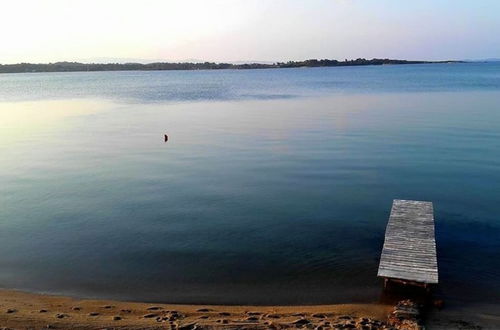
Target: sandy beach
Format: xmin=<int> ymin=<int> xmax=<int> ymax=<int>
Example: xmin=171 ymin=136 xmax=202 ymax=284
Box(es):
xmin=0 ymin=289 xmax=395 ymax=329
xmin=2 ymin=288 xmax=500 ymax=329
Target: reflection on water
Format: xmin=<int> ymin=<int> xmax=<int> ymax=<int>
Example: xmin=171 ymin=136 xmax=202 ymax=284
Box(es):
xmin=1 ymin=91 xmax=500 ymax=305
xmin=0 ymin=99 xmax=112 ymax=146
xmin=1 ymin=63 xmax=500 ymax=103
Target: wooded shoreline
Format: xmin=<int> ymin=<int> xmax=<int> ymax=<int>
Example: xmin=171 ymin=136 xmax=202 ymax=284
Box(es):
xmin=0 ymin=58 xmax=462 ymax=74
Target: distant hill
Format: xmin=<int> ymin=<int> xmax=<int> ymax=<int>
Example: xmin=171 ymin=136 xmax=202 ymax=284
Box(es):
xmin=0 ymin=58 xmax=462 ymax=74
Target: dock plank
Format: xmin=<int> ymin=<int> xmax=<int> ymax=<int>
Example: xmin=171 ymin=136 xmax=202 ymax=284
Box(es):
xmin=377 ymin=199 xmax=438 ymax=284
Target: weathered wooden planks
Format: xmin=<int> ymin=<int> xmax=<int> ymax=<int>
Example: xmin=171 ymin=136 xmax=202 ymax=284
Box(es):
xmin=378 ymin=199 xmax=438 ymax=284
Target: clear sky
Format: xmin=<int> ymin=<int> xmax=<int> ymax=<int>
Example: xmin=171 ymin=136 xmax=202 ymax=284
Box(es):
xmin=1 ymin=0 xmax=499 ymax=64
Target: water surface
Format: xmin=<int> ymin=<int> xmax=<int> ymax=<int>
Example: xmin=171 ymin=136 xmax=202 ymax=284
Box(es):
xmin=1 ymin=63 xmax=500 ymax=305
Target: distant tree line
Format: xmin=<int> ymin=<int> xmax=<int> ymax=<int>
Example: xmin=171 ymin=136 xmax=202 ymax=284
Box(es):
xmin=0 ymin=58 xmax=460 ymax=74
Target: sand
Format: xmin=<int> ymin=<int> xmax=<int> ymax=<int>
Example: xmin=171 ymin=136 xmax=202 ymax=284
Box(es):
xmin=2 ymin=289 xmax=497 ymax=329
xmin=0 ymin=289 xmax=392 ymax=329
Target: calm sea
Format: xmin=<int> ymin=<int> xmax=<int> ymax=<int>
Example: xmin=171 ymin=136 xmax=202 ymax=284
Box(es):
xmin=1 ymin=63 xmax=500 ymax=306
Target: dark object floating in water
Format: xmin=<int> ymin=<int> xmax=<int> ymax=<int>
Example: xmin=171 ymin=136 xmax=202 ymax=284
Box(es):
xmin=164 ymin=134 xmax=168 ymax=142
xmin=433 ymin=299 xmax=445 ymax=310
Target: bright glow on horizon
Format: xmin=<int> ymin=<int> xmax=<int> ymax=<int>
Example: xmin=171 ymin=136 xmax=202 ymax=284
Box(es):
xmin=1 ymin=0 xmax=499 ymax=64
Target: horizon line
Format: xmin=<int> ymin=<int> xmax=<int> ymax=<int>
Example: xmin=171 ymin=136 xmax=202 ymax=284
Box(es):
xmin=0 ymin=57 xmax=472 ymax=66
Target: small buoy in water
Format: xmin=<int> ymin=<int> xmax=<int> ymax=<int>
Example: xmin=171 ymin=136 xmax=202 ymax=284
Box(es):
xmin=433 ymin=299 xmax=444 ymax=310
xmin=164 ymin=134 xmax=168 ymax=142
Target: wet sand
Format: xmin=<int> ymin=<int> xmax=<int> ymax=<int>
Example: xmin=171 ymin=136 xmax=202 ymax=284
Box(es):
xmin=0 ymin=289 xmax=392 ymax=329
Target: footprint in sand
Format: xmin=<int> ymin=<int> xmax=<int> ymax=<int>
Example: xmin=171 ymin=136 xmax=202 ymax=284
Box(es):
xmin=147 ymin=306 xmax=162 ymax=311
xmin=247 ymin=312 xmax=262 ymax=316
xmin=72 ymin=306 xmax=81 ymax=311
xmin=55 ymin=313 xmax=69 ymax=319
xmin=178 ymin=322 xmax=197 ymax=330
xmin=6 ymin=308 xmax=17 ymax=313
xmin=292 ymin=318 xmax=311 ymax=326
xmin=113 ymin=316 xmax=122 ymax=321
xmin=197 ymin=308 xmax=214 ymax=312
xmin=88 ymin=312 xmax=99 ymax=316
xmin=156 ymin=316 xmax=168 ymax=323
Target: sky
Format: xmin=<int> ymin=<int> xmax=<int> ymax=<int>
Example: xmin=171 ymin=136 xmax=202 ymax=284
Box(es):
xmin=1 ymin=0 xmax=499 ymax=64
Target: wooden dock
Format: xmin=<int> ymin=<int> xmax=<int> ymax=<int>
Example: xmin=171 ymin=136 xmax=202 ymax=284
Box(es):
xmin=378 ymin=199 xmax=438 ymax=287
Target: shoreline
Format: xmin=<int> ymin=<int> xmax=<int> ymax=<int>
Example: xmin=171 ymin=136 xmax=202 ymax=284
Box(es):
xmin=2 ymin=289 xmax=498 ymax=329
xmin=0 ymin=288 xmax=393 ymax=329
xmin=0 ymin=59 xmax=464 ymax=75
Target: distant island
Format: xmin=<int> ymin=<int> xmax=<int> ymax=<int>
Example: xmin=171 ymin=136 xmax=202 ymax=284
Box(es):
xmin=0 ymin=58 xmax=462 ymax=74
